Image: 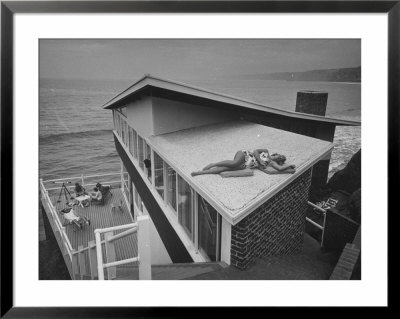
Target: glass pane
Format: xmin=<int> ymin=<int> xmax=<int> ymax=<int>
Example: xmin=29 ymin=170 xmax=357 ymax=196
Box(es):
xmin=154 ymin=152 xmax=164 ymax=198
xmin=135 ymin=189 xmax=142 ymax=212
xmin=198 ymin=196 xmax=218 ymax=261
xmin=124 ymin=122 xmax=128 ymax=146
xmin=166 ymin=164 xmax=177 ymax=213
xmin=121 ymin=119 xmax=125 ymax=143
xmin=117 ymin=116 xmax=121 ymax=136
xmin=134 ymin=188 xmax=138 ymax=208
xmin=138 ymin=135 xmax=145 ymax=170
xmin=133 ymin=129 xmax=138 ymax=159
xmin=128 ymin=127 xmax=133 ymax=155
xmin=178 ymin=176 xmax=193 ymax=239
xmin=138 ymin=193 xmax=142 ymax=212
xmin=122 ymin=165 xmax=129 ymax=196
xmin=144 ymin=143 xmax=152 ymax=181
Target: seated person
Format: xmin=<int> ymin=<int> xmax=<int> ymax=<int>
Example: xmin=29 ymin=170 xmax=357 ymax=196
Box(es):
xmin=144 ymin=158 xmax=151 ymax=178
xmin=60 ymin=207 xmax=90 ymax=227
xmin=96 ymin=182 xmax=111 ymax=194
xmin=74 ymin=182 xmax=86 ymax=196
xmin=90 ymin=187 xmax=103 ymax=202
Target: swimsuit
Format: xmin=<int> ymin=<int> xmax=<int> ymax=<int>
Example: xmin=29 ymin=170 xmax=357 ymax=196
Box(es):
xmin=242 ymin=150 xmax=270 ymax=168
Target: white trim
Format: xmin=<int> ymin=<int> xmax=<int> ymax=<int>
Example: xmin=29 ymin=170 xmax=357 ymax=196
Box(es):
xmin=194 ymin=192 xmax=199 ymax=251
xmin=150 ymin=148 xmax=155 ymax=188
xmin=103 ymin=75 xmax=360 ymax=126
xmin=220 ymin=217 xmax=231 ymax=265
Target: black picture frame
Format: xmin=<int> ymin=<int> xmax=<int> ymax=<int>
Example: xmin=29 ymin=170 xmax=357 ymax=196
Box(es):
xmin=1 ymin=0 xmax=396 ymax=317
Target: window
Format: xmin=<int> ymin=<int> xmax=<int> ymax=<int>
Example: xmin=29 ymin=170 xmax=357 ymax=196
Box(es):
xmin=122 ymin=164 xmax=129 ymax=199
xmin=128 ymin=127 xmax=134 ymax=156
xmin=154 ymin=152 xmax=164 ymax=198
xmin=134 ymin=188 xmax=142 ymax=213
xmin=132 ymin=129 xmax=138 ymax=159
xmin=138 ymin=135 xmax=145 ymax=171
xmin=116 ymin=115 xmax=121 ymax=137
xmin=113 ymin=110 xmax=117 ymax=130
xmin=121 ymin=118 xmax=126 ymax=143
xmin=124 ymin=121 xmax=128 ymax=146
xmin=178 ymin=176 xmax=194 ymax=240
xmin=197 ymin=196 xmax=221 ymax=262
xmin=144 ymin=143 xmax=152 ymax=182
xmin=166 ymin=163 xmax=177 ymax=213
xmin=120 ymin=107 xmax=127 ymax=117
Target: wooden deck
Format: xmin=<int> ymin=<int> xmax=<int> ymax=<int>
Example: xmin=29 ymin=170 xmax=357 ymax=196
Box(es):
xmin=50 ymin=188 xmax=138 ymax=262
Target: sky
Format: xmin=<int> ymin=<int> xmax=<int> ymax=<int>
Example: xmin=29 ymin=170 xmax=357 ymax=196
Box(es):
xmin=39 ymin=39 xmax=361 ymax=81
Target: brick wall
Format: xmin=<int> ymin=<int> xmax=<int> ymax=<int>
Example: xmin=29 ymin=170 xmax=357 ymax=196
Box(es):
xmin=230 ymin=168 xmax=312 ymax=270
xmin=323 ymin=209 xmax=360 ymax=252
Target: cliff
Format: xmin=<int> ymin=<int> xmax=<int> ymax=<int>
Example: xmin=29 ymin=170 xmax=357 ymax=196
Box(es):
xmin=326 ymin=149 xmax=361 ymax=223
xmin=255 ymin=66 xmax=361 ymax=83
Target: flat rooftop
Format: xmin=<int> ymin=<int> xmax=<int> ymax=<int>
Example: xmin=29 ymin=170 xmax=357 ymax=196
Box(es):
xmin=148 ymin=121 xmax=333 ymax=224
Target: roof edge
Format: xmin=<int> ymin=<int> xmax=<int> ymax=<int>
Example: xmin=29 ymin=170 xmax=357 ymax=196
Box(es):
xmin=103 ymin=74 xmax=361 ymax=126
xmin=145 ymin=123 xmax=334 ymax=226
xmin=230 ymin=143 xmax=334 ymax=225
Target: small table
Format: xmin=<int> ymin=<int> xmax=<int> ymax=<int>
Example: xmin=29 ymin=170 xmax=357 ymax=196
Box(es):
xmin=110 ymin=200 xmax=123 ymax=213
xmin=75 ymin=195 xmax=91 ymax=208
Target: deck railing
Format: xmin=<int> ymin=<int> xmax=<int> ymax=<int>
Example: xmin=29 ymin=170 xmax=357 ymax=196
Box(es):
xmin=39 ymin=179 xmax=77 ymax=277
xmin=94 ymin=216 xmax=151 ymax=280
xmin=40 ymin=173 xmax=152 ymax=280
xmin=42 ymin=172 xmax=124 ymax=195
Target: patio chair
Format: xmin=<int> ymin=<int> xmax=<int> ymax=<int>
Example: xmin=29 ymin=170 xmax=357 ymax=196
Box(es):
xmin=60 ymin=207 xmax=90 ymax=232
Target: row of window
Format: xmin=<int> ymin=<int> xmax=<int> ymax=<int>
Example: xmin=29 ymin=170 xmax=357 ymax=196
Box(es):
xmin=113 ymin=110 xmax=221 ymax=262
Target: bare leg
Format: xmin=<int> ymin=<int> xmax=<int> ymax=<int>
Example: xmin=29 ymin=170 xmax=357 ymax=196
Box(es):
xmin=202 ymin=151 xmax=245 ymax=170
xmin=192 ymin=165 xmax=244 ymax=176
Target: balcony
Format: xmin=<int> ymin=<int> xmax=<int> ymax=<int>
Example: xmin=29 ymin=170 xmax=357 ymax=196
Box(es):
xmin=39 ymin=173 xmax=147 ymax=280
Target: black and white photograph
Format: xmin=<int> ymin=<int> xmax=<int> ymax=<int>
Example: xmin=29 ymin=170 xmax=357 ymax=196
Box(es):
xmin=38 ymin=39 xmax=362 ymax=281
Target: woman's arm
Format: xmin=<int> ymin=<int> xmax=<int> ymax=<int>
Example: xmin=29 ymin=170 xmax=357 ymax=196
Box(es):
xmin=269 ymin=162 xmax=296 ymax=171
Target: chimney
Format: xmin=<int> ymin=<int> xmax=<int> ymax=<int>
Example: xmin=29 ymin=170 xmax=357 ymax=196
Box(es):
xmin=295 ymin=90 xmax=331 ymax=201
xmin=295 ymin=91 xmax=328 ymax=116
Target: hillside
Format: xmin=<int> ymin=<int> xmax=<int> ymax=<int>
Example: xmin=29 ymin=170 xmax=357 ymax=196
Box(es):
xmin=257 ymin=66 xmax=361 ymax=82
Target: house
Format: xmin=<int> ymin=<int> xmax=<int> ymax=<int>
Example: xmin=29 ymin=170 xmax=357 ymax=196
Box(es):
xmin=103 ymin=75 xmax=360 ymax=269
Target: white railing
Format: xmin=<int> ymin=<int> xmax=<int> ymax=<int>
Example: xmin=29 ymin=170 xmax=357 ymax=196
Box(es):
xmin=39 ymin=179 xmax=76 ymax=277
xmin=306 ymin=201 xmax=327 ymax=247
xmin=42 ymin=172 xmax=124 ymax=193
xmin=40 ymin=173 xmax=131 ymax=280
xmin=94 ymin=215 xmax=151 ymax=280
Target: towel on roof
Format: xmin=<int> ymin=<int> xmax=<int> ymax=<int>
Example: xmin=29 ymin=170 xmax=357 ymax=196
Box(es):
xmin=220 ymin=169 xmax=254 ymax=178
xmin=259 ymin=166 xmax=296 ymax=175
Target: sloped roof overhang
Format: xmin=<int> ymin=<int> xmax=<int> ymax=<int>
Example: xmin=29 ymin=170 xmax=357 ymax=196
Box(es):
xmin=103 ymin=75 xmax=360 ymax=127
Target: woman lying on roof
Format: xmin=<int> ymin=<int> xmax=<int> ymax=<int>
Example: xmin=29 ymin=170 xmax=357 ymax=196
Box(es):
xmin=191 ymin=149 xmax=296 ymax=176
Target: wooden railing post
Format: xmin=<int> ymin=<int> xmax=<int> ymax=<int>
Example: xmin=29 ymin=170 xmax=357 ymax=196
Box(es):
xmin=71 ymin=252 xmax=80 ymax=280
xmin=105 ymin=232 xmax=117 ymax=280
xmin=95 ymin=231 xmax=104 ymax=280
xmin=88 ymin=241 xmax=98 ymax=279
xmin=137 ymin=215 xmax=151 ymax=280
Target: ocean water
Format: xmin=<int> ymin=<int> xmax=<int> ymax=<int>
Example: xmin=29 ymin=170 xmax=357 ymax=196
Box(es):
xmin=39 ymin=78 xmax=361 ymax=180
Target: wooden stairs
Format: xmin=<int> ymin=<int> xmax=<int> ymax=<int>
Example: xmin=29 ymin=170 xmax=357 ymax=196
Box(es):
xmin=114 ymin=262 xmax=228 ymax=280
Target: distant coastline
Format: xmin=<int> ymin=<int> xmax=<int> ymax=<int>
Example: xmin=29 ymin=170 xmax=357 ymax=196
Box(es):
xmin=249 ymin=66 xmax=361 ymax=83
